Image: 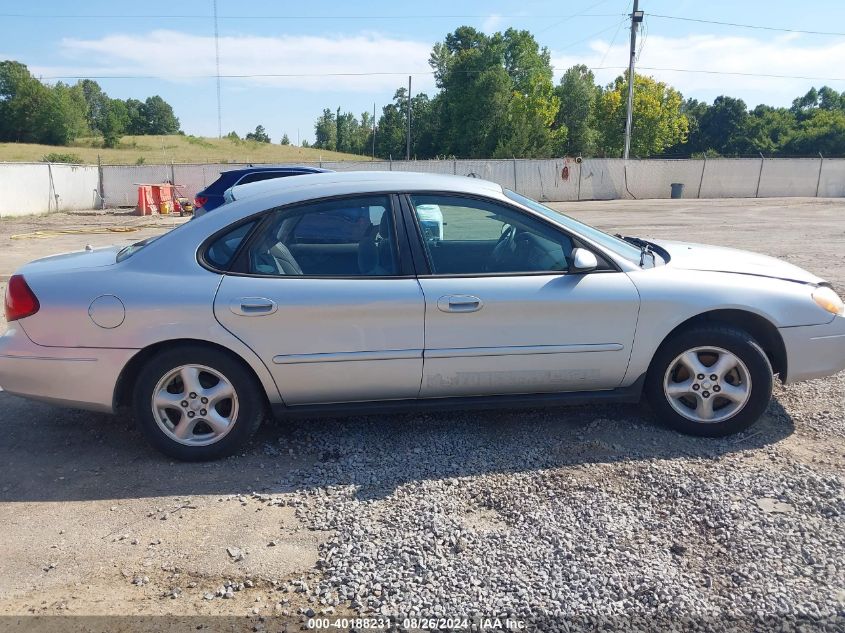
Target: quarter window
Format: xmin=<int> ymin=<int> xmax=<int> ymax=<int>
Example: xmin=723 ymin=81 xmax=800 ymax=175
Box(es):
xmin=409 ymin=195 xmax=575 ymax=275
xmin=243 ymin=195 xmax=398 ymax=277
xmin=205 ymin=220 xmax=256 ymax=270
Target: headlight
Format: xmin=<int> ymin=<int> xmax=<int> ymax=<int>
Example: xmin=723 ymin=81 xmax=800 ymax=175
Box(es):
xmin=812 ymin=286 xmax=845 ymax=316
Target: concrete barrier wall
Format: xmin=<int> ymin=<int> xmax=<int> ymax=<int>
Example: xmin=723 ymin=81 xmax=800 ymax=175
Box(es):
xmin=0 ymin=163 xmax=99 ymax=217
xmin=818 ymin=159 xmax=845 ymax=197
xmin=2 ymin=158 xmax=842 ymax=215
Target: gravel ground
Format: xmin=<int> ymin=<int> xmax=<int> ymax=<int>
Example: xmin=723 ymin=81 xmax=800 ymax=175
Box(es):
xmin=0 ymin=198 xmax=843 ymax=631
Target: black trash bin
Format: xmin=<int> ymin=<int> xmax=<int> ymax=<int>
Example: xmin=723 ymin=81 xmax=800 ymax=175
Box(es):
xmin=670 ymin=182 xmax=685 ymax=199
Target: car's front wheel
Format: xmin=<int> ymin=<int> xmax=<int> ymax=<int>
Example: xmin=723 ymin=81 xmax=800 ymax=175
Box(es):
xmin=132 ymin=346 xmax=266 ymax=460
xmin=645 ymin=325 xmax=773 ymax=437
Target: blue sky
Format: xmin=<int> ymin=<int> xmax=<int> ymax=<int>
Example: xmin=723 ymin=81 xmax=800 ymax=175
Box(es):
xmin=3 ymin=0 xmax=845 ymax=144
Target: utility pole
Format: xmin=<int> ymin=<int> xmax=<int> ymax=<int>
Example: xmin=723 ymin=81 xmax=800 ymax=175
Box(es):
xmin=372 ymin=102 xmax=376 ymax=160
xmin=623 ymin=1 xmax=644 ymax=159
xmin=406 ymin=75 xmax=412 ymax=161
xmin=213 ymin=0 xmax=222 ymax=138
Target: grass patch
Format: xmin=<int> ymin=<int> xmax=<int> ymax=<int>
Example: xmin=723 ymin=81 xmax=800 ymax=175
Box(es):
xmin=0 ymin=135 xmax=369 ymax=165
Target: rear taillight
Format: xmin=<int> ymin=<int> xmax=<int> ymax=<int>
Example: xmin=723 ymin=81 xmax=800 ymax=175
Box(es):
xmin=195 ymin=196 xmax=208 ymax=208
xmin=4 ymin=274 xmax=40 ymax=321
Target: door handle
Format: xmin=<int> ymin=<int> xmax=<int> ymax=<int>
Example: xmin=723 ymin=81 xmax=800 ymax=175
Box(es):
xmin=437 ymin=295 xmax=483 ymax=313
xmin=229 ymin=297 xmax=278 ymax=316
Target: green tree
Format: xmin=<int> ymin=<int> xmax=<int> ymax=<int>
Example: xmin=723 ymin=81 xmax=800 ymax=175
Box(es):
xmin=36 ymin=82 xmax=88 ymax=145
xmin=78 ymin=79 xmax=108 ymax=134
xmin=100 ymin=98 xmax=129 ymax=148
xmin=141 ymin=95 xmax=180 ymax=134
xmin=744 ymin=105 xmax=795 ymax=154
xmin=0 ymin=60 xmax=50 ymax=142
xmin=430 ymin=26 xmax=512 ymax=157
xmin=245 ymin=124 xmax=271 ymax=143
xmin=492 ymin=28 xmax=562 ymax=157
xmin=696 ymin=96 xmax=750 ymax=155
xmin=124 ymin=98 xmax=146 ymax=135
xmin=783 ymin=109 xmax=845 ymax=155
xmin=554 ymin=65 xmax=598 ymax=156
xmin=375 ymin=89 xmax=410 ymax=158
xmin=280 ymin=133 xmax=290 ymax=145
xmin=594 ymin=72 xmax=688 ymax=157
xmin=336 ymin=110 xmax=360 ymax=153
xmin=314 ymin=108 xmax=337 ymax=150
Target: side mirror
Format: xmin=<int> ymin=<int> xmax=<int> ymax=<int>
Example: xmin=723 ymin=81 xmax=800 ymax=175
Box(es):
xmin=570 ymin=247 xmax=598 ymax=273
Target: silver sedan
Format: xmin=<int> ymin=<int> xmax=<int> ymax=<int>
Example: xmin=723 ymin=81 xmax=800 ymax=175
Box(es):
xmin=2 ymin=172 xmax=844 ymax=460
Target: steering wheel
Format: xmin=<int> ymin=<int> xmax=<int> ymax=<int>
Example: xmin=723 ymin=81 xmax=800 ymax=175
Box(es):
xmin=496 ymin=224 xmax=516 ymax=249
xmin=486 ymin=224 xmax=517 ymax=272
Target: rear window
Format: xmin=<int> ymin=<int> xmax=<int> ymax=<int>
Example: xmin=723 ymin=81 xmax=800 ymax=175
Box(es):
xmin=116 ymin=236 xmax=161 ymax=262
xmin=237 ymin=171 xmax=291 ymax=185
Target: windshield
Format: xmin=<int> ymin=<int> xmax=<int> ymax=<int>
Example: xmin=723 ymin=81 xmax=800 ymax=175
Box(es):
xmin=504 ymin=190 xmax=644 ymax=265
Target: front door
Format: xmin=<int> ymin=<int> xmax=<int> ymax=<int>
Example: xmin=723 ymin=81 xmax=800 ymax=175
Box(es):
xmin=404 ymin=194 xmax=640 ymax=398
xmin=213 ymin=194 xmax=424 ymax=405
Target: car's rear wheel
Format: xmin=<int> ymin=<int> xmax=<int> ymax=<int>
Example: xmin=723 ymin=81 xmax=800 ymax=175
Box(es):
xmin=645 ymin=325 xmax=773 ymax=437
xmin=132 ymin=346 xmax=265 ymax=461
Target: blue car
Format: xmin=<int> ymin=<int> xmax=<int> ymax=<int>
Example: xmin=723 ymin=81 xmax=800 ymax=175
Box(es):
xmin=193 ymin=165 xmax=330 ymax=215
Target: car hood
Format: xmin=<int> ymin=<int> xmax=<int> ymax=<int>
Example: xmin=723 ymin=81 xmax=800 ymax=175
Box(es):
xmin=651 ymin=240 xmax=824 ymax=285
xmin=17 ymin=245 xmax=122 ymax=275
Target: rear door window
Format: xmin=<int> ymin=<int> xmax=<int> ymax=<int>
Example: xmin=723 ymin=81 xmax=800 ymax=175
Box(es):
xmin=242 ymin=195 xmax=398 ymax=277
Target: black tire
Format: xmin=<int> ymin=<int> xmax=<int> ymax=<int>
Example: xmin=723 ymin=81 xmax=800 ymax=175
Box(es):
xmin=132 ymin=345 xmax=266 ymax=461
xmin=645 ymin=325 xmax=773 ymax=437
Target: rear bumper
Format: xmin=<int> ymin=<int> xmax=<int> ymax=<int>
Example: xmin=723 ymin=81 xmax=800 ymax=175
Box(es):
xmin=780 ymin=315 xmax=845 ymax=384
xmin=0 ymin=324 xmax=136 ymax=413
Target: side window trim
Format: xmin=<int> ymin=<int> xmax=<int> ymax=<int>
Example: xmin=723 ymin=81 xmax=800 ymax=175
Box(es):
xmin=398 ymin=193 xmax=433 ymax=276
xmin=227 ymin=193 xmax=414 ymax=279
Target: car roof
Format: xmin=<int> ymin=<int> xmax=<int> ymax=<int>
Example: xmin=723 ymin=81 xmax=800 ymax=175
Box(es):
xmin=221 ymin=165 xmax=329 ymax=175
xmin=228 ymin=170 xmax=503 ymax=204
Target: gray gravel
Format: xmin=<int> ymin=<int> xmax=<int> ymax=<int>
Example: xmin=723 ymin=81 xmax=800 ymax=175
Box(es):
xmin=234 ymin=374 xmax=845 ymax=631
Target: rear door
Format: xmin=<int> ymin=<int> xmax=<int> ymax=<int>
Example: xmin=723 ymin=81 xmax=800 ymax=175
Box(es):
xmin=403 ymin=193 xmax=641 ymax=398
xmin=212 ymin=194 xmax=425 ymax=405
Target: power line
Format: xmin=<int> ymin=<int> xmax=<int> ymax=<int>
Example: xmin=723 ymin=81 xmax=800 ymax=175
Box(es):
xmin=598 ymin=1 xmax=631 ymax=68
xmin=648 ymin=13 xmax=845 ymax=37
xmin=536 ymin=0 xmax=617 ymax=35
xmin=552 ymin=17 xmax=630 ymax=52
xmin=36 ymin=67 xmax=845 ymax=82
xmin=635 ymin=66 xmax=845 ymax=82
xmin=0 ymin=12 xmax=625 ymax=20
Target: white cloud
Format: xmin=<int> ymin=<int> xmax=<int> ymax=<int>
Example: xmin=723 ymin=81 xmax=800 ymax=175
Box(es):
xmin=482 ymin=14 xmax=504 ymax=34
xmin=29 ymin=30 xmax=435 ymax=92
xmin=551 ymin=33 xmax=845 ymax=106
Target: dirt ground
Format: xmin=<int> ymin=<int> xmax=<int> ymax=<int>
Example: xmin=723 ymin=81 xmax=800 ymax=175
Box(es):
xmin=0 ymin=197 xmax=843 ymax=630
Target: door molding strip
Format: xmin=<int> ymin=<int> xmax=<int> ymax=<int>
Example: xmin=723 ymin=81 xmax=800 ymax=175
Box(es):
xmin=273 ymin=349 xmax=423 ymax=364
xmin=425 ymin=343 xmax=623 ymax=359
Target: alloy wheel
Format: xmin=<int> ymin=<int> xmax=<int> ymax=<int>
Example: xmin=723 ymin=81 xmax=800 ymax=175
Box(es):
xmin=662 ymin=346 xmax=752 ymax=423
xmin=151 ymin=364 xmax=239 ymax=446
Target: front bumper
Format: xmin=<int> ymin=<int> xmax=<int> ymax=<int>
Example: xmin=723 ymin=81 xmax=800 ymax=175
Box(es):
xmin=0 ymin=324 xmax=137 ymax=413
xmin=780 ymin=315 xmax=845 ymax=384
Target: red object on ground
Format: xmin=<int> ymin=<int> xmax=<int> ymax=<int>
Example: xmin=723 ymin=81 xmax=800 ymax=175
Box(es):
xmin=135 ymin=184 xmax=178 ymax=215
xmin=4 ymin=274 xmax=40 ymax=322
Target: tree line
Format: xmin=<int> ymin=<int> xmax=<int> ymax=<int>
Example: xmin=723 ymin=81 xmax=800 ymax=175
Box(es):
xmin=0 ymin=60 xmax=180 ymax=148
xmin=311 ymin=26 xmax=845 ymax=159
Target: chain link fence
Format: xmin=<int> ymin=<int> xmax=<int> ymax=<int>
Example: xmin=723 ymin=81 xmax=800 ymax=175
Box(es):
xmin=88 ymin=156 xmax=845 ymax=208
